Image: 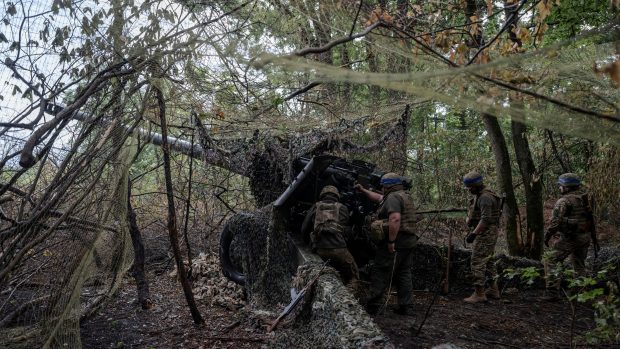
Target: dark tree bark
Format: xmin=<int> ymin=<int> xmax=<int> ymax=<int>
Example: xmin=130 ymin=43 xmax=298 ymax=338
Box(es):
xmin=512 ymin=121 xmax=544 ymax=260
xmin=127 ymin=180 xmax=152 ymax=309
xmin=546 ymin=129 xmax=571 ymax=173
xmin=481 ymin=114 xmax=520 ymax=256
xmin=155 ymin=87 xmax=204 ymax=325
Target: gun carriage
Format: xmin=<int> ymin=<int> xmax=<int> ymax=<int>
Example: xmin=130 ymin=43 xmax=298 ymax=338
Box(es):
xmin=219 ymin=154 xmax=411 ymax=286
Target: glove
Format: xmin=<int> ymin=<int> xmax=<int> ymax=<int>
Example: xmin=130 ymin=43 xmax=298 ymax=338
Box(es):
xmin=465 ymin=232 xmax=477 ymax=244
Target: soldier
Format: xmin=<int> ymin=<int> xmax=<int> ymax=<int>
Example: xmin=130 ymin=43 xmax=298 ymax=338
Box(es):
xmin=355 ymin=173 xmax=417 ymax=316
xmin=463 ymin=171 xmax=502 ymax=303
xmin=301 ymin=185 xmax=360 ymax=291
xmin=542 ymin=173 xmax=597 ymax=301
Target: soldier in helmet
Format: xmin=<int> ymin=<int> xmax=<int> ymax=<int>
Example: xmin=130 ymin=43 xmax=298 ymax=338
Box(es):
xmin=355 ymin=172 xmax=418 ymax=316
xmin=462 ymin=171 xmax=502 ymax=303
xmin=542 ymin=173 xmax=597 ymax=301
xmin=301 ymin=185 xmax=360 ymax=291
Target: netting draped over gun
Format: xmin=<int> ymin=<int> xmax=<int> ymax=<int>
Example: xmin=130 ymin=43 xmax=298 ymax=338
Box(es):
xmin=267 ymin=262 xmax=328 ymax=333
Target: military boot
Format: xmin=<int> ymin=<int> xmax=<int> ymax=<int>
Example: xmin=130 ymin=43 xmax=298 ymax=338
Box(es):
xmin=485 ymin=281 xmax=500 ymax=300
xmin=394 ymin=304 xmax=415 ymax=316
xmin=464 ymin=286 xmax=488 ymax=303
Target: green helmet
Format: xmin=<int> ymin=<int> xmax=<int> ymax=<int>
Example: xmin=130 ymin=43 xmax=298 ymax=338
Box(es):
xmin=557 ymin=173 xmax=581 ymax=187
xmin=320 ymin=185 xmax=340 ymax=199
xmin=463 ymin=171 xmax=483 ymax=187
xmin=380 ymin=172 xmax=403 ymax=186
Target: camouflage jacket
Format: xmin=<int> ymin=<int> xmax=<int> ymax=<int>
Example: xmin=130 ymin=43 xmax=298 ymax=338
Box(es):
xmin=467 ymin=187 xmax=501 ymax=228
xmin=548 ymin=189 xmax=591 ymax=236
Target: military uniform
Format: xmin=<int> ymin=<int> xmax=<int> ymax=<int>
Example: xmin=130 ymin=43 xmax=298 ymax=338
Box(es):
xmin=467 ymin=187 xmax=501 ymax=288
xmin=544 ymin=188 xmax=591 ymax=291
xmin=302 ymin=188 xmax=359 ymax=285
xmin=366 ymin=186 xmax=418 ymax=313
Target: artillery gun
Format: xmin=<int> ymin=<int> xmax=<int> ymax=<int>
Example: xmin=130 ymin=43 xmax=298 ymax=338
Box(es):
xmin=219 ymin=154 xmax=412 ymax=286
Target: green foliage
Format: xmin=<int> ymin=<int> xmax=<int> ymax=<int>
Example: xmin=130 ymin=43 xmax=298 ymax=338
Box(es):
xmin=503 ymin=266 xmax=542 ymax=285
xmin=567 ymin=264 xmax=620 ymax=344
xmin=544 ymin=0 xmax=614 ymax=43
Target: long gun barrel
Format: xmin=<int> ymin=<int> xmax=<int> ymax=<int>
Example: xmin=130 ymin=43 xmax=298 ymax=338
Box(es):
xmin=45 ymin=103 xmax=205 ymax=159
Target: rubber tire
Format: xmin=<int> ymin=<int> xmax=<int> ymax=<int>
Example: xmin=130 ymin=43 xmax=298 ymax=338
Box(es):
xmin=219 ymin=221 xmax=246 ymax=285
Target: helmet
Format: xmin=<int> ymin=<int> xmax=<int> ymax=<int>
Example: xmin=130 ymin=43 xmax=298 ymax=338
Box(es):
xmin=380 ymin=172 xmax=403 ymax=186
xmin=463 ymin=171 xmax=483 ymax=187
xmin=320 ymin=185 xmax=340 ymax=199
xmin=557 ymin=173 xmax=581 ymax=187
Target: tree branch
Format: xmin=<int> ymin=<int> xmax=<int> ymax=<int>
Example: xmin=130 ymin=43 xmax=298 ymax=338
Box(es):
xmin=293 ymin=21 xmax=383 ymax=56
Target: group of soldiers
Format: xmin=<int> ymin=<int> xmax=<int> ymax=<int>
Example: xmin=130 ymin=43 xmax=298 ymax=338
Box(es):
xmin=302 ymin=170 xmax=597 ymax=316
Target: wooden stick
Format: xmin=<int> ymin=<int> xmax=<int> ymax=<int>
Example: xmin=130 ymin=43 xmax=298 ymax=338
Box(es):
xmin=442 ymin=229 xmax=452 ymax=294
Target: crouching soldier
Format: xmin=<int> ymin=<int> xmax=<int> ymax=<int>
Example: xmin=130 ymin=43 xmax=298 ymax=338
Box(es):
xmin=301 ymin=185 xmax=360 ymax=293
xmin=463 ymin=171 xmax=501 ymax=303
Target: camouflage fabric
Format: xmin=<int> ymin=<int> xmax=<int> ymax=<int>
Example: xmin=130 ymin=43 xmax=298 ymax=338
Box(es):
xmin=366 ymin=246 xmax=414 ymax=308
xmin=369 ymin=219 xmax=387 ymax=242
xmin=320 ymin=185 xmax=340 ymax=199
xmin=557 ymin=173 xmax=581 ymax=187
xmin=470 ymin=225 xmax=499 ymax=287
xmin=547 ymin=189 xmax=589 ymax=236
xmin=313 ymin=201 xmax=346 ymax=236
xmin=307 ymin=197 xmax=349 ymax=249
xmin=544 ymin=234 xmax=591 ymax=290
xmin=544 ymin=188 xmax=592 ymax=290
xmin=467 ymin=187 xmax=501 ymax=228
xmin=315 ymin=247 xmax=360 ymax=285
xmin=463 ymin=170 xmax=483 ymax=187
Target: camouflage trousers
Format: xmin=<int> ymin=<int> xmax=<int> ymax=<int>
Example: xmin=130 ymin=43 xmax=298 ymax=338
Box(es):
xmin=544 ymin=233 xmax=590 ymax=290
xmin=470 ymin=225 xmax=499 ymax=287
xmin=315 ymin=248 xmax=360 ymax=285
xmin=366 ymin=246 xmax=414 ymax=307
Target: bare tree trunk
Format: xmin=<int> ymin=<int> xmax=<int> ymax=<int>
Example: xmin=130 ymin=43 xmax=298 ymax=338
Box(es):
xmin=127 ymin=180 xmax=152 ymax=309
xmin=481 ymin=114 xmax=521 ymax=256
xmin=155 ymin=87 xmax=204 ymax=325
xmin=512 ymin=121 xmax=544 ymax=260
xmin=546 ymin=130 xmax=570 ymax=173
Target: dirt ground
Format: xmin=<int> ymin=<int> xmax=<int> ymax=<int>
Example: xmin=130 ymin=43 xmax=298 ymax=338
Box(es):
xmin=80 ymin=208 xmax=618 ymax=349
xmin=373 ymin=289 xmax=600 ymax=349
xmin=80 ymin=272 xmax=602 ymax=349
xmin=80 ymin=272 xmax=271 ymax=349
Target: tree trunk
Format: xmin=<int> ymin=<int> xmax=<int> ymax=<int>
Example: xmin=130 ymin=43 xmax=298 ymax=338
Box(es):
xmin=512 ymin=121 xmax=545 ymax=260
xmin=155 ymin=87 xmax=204 ymax=325
xmin=481 ymin=114 xmax=520 ymax=256
xmin=127 ymin=181 xmax=152 ymax=309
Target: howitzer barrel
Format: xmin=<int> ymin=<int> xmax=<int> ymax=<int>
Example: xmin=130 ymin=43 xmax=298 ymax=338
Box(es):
xmin=45 ymin=103 xmax=205 ymax=159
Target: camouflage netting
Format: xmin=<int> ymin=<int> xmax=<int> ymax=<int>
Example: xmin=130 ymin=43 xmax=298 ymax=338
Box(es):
xmin=271 ymin=262 xmax=391 ymax=349
xmin=190 ymin=252 xmax=245 ymax=309
xmin=0 ymin=121 xmax=137 ymax=348
xmin=1 ymin=1 xmax=619 ymax=348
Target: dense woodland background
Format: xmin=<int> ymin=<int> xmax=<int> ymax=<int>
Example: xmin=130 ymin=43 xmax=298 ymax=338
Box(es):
xmin=0 ymin=0 xmax=619 ymax=347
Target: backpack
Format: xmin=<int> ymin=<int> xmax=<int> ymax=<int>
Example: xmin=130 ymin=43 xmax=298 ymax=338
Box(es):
xmin=313 ymin=201 xmax=345 ymax=241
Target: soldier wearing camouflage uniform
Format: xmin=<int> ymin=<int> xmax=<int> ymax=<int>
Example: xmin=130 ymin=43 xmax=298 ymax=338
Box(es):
xmin=543 ymin=173 xmax=595 ymax=301
xmin=463 ymin=171 xmax=501 ymax=303
xmin=301 ymin=185 xmax=360 ymax=289
xmin=356 ymin=173 xmax=418 ymax=316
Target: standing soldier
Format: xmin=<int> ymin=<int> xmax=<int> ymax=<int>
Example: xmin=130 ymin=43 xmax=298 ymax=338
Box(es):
xmin=355 ymin=173 xmax=418 ymax=316
xmin=543 ymin=173 xmax=598 ymax=301
xmin=301 ymin=185 xmax=360 ymax=292
xmin=463 ymin=171 xmax=502 ymax=303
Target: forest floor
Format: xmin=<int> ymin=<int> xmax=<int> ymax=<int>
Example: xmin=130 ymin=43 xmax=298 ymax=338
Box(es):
xmin=374 ymin=288 xmax=598 ymax=349
xmin=80 ymin=206 xmax=618 ymax=349
xmin=80 ymin=270 xmax=271 ymax=349
xmin=80 ymin=264 xmax=601 ymax=349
